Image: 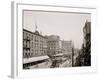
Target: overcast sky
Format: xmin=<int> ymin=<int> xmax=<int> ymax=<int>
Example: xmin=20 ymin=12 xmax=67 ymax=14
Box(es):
xmin=23 ymin=10 xmax=91 ymax=49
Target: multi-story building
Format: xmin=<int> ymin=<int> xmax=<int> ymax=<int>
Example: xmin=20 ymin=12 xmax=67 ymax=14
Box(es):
xmin=83 ymin=21 xmax=91 ymax=66
xmin=46 ymin=35 xmax=73 ymax=56
xmin=61 ymin=40 xmax=73 ymax=55
xmin=23 ymin=29 xmax=48 ymax=58
xmin=46 ymin=35 xmax=61 ymax=55
xmin=83 ymin=21 xmax=91 ymax=48
xmin=74 ymin=21 xmax=91 ymax=66
xmin=76 ymin=20 xmax=91 ymax=66
xmin=23 ymin=29 xmax=33 ymax=58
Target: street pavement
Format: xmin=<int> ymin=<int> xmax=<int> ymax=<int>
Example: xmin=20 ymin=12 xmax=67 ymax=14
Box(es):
xmin=59 ymin=59 xmax=72 ymax=67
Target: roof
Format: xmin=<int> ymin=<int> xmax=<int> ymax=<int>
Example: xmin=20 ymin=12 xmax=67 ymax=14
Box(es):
xmin=23 ymin=29 xmax=47 ymax=39
xmin=23 ymin=55 xmax=49 ymax=64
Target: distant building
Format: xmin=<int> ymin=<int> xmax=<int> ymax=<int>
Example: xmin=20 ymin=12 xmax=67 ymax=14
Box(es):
xmin=61 ymin=40 xmax=73 ymax=54
xmin=23 ymin=29 xmax=47 ymax=58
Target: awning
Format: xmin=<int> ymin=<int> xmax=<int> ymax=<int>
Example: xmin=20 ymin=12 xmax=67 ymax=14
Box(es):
xmin=23 ymin=55 xmax=49 ymax=64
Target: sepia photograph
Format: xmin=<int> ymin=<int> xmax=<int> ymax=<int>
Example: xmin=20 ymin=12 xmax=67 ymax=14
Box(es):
xmin=22 ymin=10 xmax=91 ymax=69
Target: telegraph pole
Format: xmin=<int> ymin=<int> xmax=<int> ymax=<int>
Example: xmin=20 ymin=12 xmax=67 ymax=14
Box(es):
xmin=72 ymin=47 xmax=74 ymax=67
xmin=71 ymin=41 xmax=74 ymax=67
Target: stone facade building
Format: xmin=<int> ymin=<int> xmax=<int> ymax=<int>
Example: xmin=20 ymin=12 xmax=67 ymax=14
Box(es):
xmin=83 ymin=21 xmax=91 ymax=48
xmin=83 ymin=21 xmax=91 ymax=66
xmin=23 ymin=29 xmax=47 ymax=58
xmin=75 ymin=21 xmax=91 ymax=66
xmin=23 ymin=28 xmax=74 ymax=57
xmin=46 ymin=35 xmax=61 ymax=55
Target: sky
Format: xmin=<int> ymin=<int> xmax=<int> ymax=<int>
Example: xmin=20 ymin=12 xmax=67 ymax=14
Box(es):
xmin=23 ymin=10 xmax=91 ymax=49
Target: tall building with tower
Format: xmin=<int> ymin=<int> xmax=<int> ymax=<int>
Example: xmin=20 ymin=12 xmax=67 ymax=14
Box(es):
xmin=23 ymin=24 xmax=48 ymax=58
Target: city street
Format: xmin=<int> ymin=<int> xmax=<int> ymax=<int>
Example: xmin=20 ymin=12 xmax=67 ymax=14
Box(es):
xmin=59 ymin=59 xmax=72 ymax=67
xmin=24 ymin=53 xmax=74 ymax=68
xmin=50 ymin=55 xmax=72 ymax=68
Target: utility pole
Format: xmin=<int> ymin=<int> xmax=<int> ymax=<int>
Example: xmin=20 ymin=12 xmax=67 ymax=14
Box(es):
xmin=72 ymin=47 xmax=74 ymax=67
xmin=71 ymin=40 xmax=74 ymax=67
